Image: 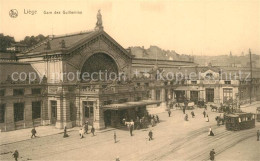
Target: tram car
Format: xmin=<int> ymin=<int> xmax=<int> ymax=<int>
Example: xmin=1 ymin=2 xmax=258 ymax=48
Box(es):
xmin=256 ymin=107 xmax=260 ymax=122
xmin=225 ymin=112 xmax=255 ymax=131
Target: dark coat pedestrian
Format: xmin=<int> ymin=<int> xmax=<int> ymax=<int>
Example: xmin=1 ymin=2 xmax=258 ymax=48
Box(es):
xmin=156 ymin=115 xmax=160 ymax=123
xmin=168 ymin=110 xmax=171 ymax=117
xmin=31 ymin=127 xmax=37 ymax=138
xmin=257 ymin=130 xmax=260 ymax=141
xmin=114 ymin=131 xmax=117 ymax=143
xmin=148 ymin=130 xmax=153 ymax=141
xmin=12 ymin=150 xmax=19 ymax=161
xmin=130 ymin=125 xmax=133 ymax=136
xmin=63 ymin=126 xmax=69 ymax=138
xmin=191 ymin=111 xmax=195 ymax=118
xmin=183 ymin=107 xmax=186 ymax=114
xmin=91 ymin=126 xmax=95 ymax=136
xmin=203 ymin=111 xmax=206 ymax=118
xmin=210 ymin=149 xmax=215 ymax=160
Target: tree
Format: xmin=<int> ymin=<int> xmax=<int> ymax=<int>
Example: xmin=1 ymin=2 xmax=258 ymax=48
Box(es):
xmin=20 ymin=34 xmax=46 ymax=47
xmin=0 ymin=34 xmax=15 ymax=51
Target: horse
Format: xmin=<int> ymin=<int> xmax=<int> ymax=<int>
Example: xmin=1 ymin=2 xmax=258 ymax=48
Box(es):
xmin=215 ymin=116 xmax=225 ymax=125
xmin=210 ymin=105 xmax=218 ymax=112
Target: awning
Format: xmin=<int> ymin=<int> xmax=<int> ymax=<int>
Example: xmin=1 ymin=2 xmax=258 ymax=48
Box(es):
xmin=174 ymin=86 xmax=204 ymax=91
xmin=103 ymin=100 xmax=161 ymax=110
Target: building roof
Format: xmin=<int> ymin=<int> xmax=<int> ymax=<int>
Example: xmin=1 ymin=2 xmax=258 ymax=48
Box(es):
xmin=18 ymin=30 xmax=132 ymax=59
xmin=0 ymin=62 xmax=40 ymax=83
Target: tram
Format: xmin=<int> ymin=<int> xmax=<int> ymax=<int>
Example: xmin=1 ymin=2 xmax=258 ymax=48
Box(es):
xmin=256 ymin=107 xmax=260 ymax=122
xmin=225 ymin=112 xmax=255 ymax=131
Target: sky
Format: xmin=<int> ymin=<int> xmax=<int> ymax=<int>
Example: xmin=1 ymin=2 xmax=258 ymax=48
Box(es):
xmin=0 ymin=0 xmax=259 ymax=56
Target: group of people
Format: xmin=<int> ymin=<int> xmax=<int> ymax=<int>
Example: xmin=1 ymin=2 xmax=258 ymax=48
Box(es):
xmin=79 ymin=122 xmax=96 ymax=139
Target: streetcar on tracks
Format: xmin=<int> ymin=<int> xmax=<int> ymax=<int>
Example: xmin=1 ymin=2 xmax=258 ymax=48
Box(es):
xmin=225 ymin=112 xmax=255 ymax=131
xmin=256 ymin=107 xmax=260 ymax=122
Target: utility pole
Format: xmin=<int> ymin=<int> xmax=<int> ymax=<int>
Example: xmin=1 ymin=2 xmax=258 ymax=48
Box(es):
xmin=249 ymin=49 xmax=253 ymax=104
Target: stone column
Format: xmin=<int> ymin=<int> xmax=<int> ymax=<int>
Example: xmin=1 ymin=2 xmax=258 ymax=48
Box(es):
xmin=160 ymin=88 xmax=167 ymax=109
xmin=93 ymin=100 xmax=105 ymax=130
xmin=151 ymin=89 xmax=156 ymax=100
xmin=42 ymin=98 xmax=50 ymax=125
xmin=4 ymin=102 xmax=15 ymax=131
xmin=24 ymin=100 xmax=33 ymax=128
xmin=61 ymin=97 xmax=72 ymax=128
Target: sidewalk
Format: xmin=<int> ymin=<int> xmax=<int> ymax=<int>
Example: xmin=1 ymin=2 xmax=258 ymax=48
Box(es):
xmin=0 ymin=124 xmax=120 ymax=145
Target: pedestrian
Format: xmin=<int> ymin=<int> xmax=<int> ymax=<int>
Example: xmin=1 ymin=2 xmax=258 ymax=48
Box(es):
xmin=206 ymin=114 xmax=209 ymax=122
xmin=217 ymin=117 xmax=220 ymax=126
xmin=156 ymin=115 xmax=160 ymax=123
xmin=63 ymin=126 xmax=69 ymax=138
xmin=168 ymin=110 xmax=171 ymax=117
xmin=114 ymin=131 xmax=117 ymax=143
xmin=208 ymin=127 xmax=214 ymax=136
xmin=129 ymin=124 xmax=134 ymax=136
xmin=182 ymin=106 xmax=186 ymax=114
xmin=191 ymin=111 xmax=195 ymax=118
xmin=203 ymin=110 xmax=206 ymax=118
xmin=84 ymin=122 xmax=89 ymax=134
xmin=148 ymin=130 xmax=153 ymax=141
xmin=184 ymin=114 xmax=189 ymax=121
xmin=31 ymin=127 xmax=37 ymax=138
xmin=257 ymin=130 xmax=260 ymax=141
xmin=12 ymin=150 xmax=19 ymax=161
xmin=79 ymin=129 xmax=84 ymax=139
xmin=91 ymin=126 xmax=95 ymax=136
xmin=209 ymin=149 xmax=215 ymax=161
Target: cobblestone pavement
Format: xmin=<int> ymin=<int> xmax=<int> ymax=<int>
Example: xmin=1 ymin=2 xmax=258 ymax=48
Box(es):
xmin=0 ymin=102 xmax=259 ymax=161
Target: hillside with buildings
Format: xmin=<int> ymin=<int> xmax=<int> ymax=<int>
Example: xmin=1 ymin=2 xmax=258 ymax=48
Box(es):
xmin=193 ymin=53 xmax=260 ymax=67
xmin=129 ymin=46 xmax=194 ymax=62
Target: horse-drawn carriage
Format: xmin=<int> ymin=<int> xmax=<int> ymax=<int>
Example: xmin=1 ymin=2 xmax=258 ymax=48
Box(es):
xmin=225 ymin=112 xmax=255 ymax=131
xmin=256 ymin=107 xmax=260 ymax=122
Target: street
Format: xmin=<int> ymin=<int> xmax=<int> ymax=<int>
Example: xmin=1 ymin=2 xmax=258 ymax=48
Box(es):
xmin=1 ymin=106 xmax=260 ymax=161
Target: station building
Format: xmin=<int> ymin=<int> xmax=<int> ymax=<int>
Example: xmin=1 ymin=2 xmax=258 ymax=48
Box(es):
xmin=1 ymin=15 xmax=260 ymax=131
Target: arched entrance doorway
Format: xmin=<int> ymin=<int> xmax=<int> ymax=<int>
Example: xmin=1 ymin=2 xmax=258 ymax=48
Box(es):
xmin=81 ymin=53 xmax=119 ymax=81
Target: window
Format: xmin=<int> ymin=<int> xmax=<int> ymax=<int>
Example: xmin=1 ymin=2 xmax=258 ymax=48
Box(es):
xmin=156 ymin=90 xmax=160 ymax=100
xmin=103 ymin=100 xmax=112 ymax=105
xmin=14 ymin=103 xmax=24 ymax=122
xmin=50 ymin=101 xmax=57 ymax=118
xmin=118 ymin=98 xmax=128 ymax=103
xmin=32 ymin=101 xmax=41 ymax=119
xmin=83 ymin=101 xmax=94 ymax=118
xmin=135 ymin=97 xmax=141 ymax=101
xmin=223 ymin=88 xmax=233 ymax=103
xmin=32 ymin=88 xmax=41 ymax=95
xmin=224 ymin=81 xmax=231 ymax=84
xmin=13 ymin=89 xmax=24 ymax=96
xmin=145 ymin=83 xmax=149 ymax=87
xmin=0 ymin=104 xmax=5 ymax=123
xmin=0 ymin=89 xmax=5 ymax=96
xmin=137 ymin=83 xmax=140 ymax=86
xmin=191 ymin=81 xmax=197 ymax=85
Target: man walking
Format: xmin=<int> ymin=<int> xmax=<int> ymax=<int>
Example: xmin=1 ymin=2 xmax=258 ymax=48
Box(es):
xmin=114 ymin=131 xmax=117 ymax=143
xmin=91 ymin=126 xmax=95 ymax=136
xmin=203 ymin=110 xmax=206 ymax=118
xmin=257 ymin=130 xmax=260 ymax=141
xmin=12 ymin=150 xmax=19 ymax=161
xmin=168 ymin=110 xmax=171 ymax=117
xmin=148 ymin=130 xmax=153 ymax=141
xmin=63 ymin=126 xmax=69 ymax=138
xmin=31 ymin=127 xmax=37 ymax=138
xmin=129 ymin=124 xmax=133 ymax=136
xmin=209 ymin=149 xmax=215 ymax=161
